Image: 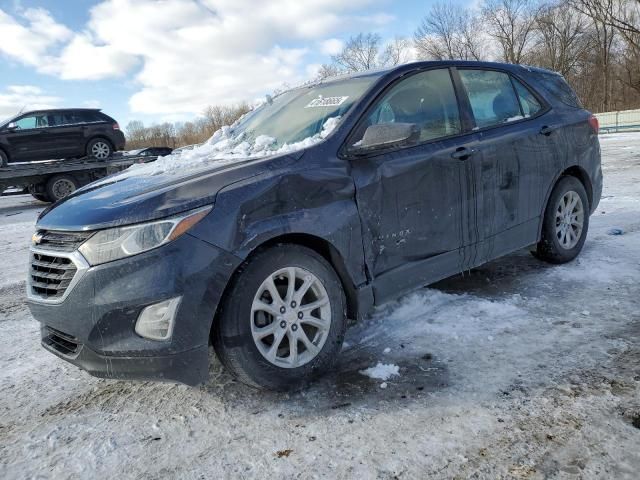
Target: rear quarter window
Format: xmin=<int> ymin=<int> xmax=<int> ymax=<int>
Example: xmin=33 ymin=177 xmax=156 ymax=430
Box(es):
xmin=533 ymin=72 xmax=582 ymax=108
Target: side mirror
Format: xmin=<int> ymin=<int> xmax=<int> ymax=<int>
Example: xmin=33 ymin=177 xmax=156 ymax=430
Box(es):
xmin=6 ymin=122 xmax=17 ymax=131
xmin=349 ymin=123 xmax=419 ymax=155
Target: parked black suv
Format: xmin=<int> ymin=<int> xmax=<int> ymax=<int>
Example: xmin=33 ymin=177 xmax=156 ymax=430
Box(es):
xmin=27 ymin=61 xmax=602 ymax=390
xmin=0 ymin=109 xmax=125 ymax=166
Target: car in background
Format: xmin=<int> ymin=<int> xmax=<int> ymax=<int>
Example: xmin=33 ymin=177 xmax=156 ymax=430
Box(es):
xmin=0 ymin=109 xmax=125 ymax=167
xmin=124 ymin=147 xmax=173 ymax=157
xmin=172 ymin=143 xmax=201 ymax=154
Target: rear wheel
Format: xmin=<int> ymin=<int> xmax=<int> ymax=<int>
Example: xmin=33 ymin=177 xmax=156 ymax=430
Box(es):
xmin=213 ymin=244 xmax=347 ymax=390
xmin=87 ymin=138 xmax=112 ymax=160
xmin=535 ymin=176 xmax=589 ymax=264
xmin=0 ymin=150 xmax=8 ymax=168
xmin=45 ymin=174 xmax=79 ymax=203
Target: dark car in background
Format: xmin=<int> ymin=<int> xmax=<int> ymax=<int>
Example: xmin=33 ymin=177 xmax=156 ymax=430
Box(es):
xmin=27 ymin=61 xmax=602 ymax=390
xmin=124 ymin=147 xmax=173 ymax=157
xmin=0 ymin=109 xmax=125 ymax=167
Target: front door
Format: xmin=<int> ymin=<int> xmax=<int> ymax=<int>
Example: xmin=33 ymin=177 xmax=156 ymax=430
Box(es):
xmin=347 ymin=68 xmax=477 ymax=302
xmin=4 ymin=113 xmax=55 ymax=161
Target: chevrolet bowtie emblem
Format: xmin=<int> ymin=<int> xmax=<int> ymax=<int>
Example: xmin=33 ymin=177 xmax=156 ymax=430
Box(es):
xmin=32 ymin=232 xmax=43 ymax=245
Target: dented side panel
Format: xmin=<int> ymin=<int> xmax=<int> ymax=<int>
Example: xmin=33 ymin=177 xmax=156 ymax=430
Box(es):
xmin=189 ymin=144 xmax=368 ymax=289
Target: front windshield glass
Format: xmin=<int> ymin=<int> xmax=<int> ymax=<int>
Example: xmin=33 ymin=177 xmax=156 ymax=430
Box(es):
xmin=94 ymin=73 xmax=383 ymax=183
xmin=232 ymin=74 xmax=381 ymax=148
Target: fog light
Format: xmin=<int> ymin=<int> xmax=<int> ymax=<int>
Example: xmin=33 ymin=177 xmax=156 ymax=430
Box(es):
xmin=135 ymin=297 xmax=181 ymax=341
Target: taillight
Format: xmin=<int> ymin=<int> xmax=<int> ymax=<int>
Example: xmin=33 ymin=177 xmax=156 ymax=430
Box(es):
xmin=112 ymin=123 xmax=120 ymax=130
xmin=588 ymin=115 xmax=599 ymax=135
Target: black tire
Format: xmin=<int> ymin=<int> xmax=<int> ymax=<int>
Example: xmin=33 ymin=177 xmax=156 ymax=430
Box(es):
xmin=535 ymin=176 xmax=589 ymax=264
xmin=213 ymin=244 xmax=347 ymax=390
xmin=45 ymin=174 xmax=79 ymax=203
xmin=31 ymin=193 xmax=50 ymax=203
xmin=0 ymin=149 xmax=8 ymax=168
xmin=86 ymin=138 xmax=112 ymax=160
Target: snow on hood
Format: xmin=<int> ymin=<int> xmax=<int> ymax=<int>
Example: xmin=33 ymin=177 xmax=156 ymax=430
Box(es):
xmin=105 ymin=115 xmax=342 ymax=184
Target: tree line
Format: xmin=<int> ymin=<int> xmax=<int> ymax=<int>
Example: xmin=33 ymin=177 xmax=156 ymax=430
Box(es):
xmin=126 ymin=0 xmax=640 ymax=149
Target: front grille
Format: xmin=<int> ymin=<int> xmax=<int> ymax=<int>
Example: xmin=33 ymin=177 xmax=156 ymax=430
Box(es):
xmin=43 ymin=327 xmax=80 ymax=356
xmin=30 ymin=252 xmax=77 ymax=300
xmin=34 ymin=230 xmax=93 ymax=252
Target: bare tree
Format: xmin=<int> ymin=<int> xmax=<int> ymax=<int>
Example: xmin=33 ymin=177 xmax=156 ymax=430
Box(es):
xmin=482 ymin=0 xmax=540 ymax=64
xmin=531 ymin=2 xmax=593 ymax=77
xmin=331 ymin=33 xmax=382 ymax=72
xmin=379 ymin=36 xmax=413 ymax=66
xmin=316 ymin=63 xmax=341 ymax=80
xmin=568 ymin=0 xmax=617 ymax=110
xmin=125 ymin=103 xmax=249 ymax=150
xmin=414 ymin=2 xmax=486 ymax=60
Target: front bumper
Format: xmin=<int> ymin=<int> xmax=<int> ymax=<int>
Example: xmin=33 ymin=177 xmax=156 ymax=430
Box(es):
xmin=28 ymin=233 xmax=241 ymax=386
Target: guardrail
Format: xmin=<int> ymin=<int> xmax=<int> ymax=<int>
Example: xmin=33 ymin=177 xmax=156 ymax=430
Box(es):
xmin=595 ymin=108 xmax=640 ymax=134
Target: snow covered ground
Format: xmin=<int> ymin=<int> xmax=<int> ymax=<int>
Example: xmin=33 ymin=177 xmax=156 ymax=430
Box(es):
xmin=1 ymin=133 xmax=639 ymax=479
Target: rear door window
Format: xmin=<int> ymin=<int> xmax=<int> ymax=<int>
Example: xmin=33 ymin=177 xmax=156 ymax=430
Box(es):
xmin=458 ymin=69 xmax=522 ymax=128
xmin=47 ymin=113 xmax=66 ymax=127
xmin=63 ymin=112 xmax=84 ymax=125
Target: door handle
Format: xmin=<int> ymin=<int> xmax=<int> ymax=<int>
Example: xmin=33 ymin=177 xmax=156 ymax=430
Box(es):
xmin=539 ymin=125 xmax=554 ymax=136
xmin=451 ymin=147 xmax=475 ymax=160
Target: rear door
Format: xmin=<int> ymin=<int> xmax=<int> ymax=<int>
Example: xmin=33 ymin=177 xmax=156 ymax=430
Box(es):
xmin=46 ymin=111 xmax=84 ymax=157
xmin=346 ymin=68 xmax=478 ymax=301
xmin=454 ymin=68 xmax=561 ymax=263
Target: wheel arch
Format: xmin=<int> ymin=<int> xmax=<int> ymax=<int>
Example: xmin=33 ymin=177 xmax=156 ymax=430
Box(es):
xmin=562 ymin=165 xmax=593 ymax=210
xmin=0 ymin=145 xmax=9 ymax=164
xmin=86 ymin=135 xmax=115 ymax=153
xmin=538 ymin=165 xmax=593 ymax=241
xmin=211 ymin=232 xmax=366 ymax=345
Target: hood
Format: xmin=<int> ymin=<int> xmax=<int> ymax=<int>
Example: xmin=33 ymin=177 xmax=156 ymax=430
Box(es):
xmin=37 ymin=152 xmax=302 ymax=231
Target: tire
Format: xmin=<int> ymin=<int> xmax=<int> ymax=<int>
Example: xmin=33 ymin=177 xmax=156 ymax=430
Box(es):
xmin=87 ymin=138 xmax=112 ymax=160
xmin=535 ymin=176 xmax=589 ymax=264
xmin=45 ymin=174 xmax=79 ymax=203
xmin=0 ymin=149 xmax=8 ymax=168
xmin=31 ymin=193 xmax=50 ymax=203
xmin=213 ymin=244 xmax=347 ymax=390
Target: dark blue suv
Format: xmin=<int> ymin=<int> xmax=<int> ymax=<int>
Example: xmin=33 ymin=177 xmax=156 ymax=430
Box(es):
xmin=27 ymin=61 xmax=602 ymax=390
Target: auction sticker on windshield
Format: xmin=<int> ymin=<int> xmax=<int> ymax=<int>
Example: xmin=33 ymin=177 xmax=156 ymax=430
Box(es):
xmin=305 ymin=96 xmax=349 ymax=108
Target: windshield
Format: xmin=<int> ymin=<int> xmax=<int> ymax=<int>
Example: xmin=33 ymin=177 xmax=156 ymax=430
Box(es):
xmin=92 ymin=73 xmax=382 ymax=183
xmin=231 ymin=74 xmax=381 ymax=147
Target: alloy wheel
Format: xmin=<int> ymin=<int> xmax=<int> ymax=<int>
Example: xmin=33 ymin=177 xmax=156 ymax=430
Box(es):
xmin=555 ymin=190 xmax=584 ymax=249
xmin=91 ymin=141 xmax=110 ymax=159
xmin=251 ymin=266 xmax=331 ymax=368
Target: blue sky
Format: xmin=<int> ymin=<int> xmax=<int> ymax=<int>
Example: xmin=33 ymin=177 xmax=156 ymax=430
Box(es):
xmin=0 ymin=0 xmax=459 ymax=128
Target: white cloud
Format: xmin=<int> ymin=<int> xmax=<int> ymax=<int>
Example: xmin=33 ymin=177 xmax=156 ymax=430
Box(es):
xmin=0 ymin=1 xmax=394 ymax=116
xmin=0 ymin=8 xmax=71 ymax=66
xmin=319 ymin=38 xmax=344 ymax=56
xmin=0 ymin=85 xmax=62 ymax=119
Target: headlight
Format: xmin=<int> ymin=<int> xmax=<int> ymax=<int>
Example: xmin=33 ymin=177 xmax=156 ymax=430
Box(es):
xmin=78 ymin=206 xmax=212 ymax=266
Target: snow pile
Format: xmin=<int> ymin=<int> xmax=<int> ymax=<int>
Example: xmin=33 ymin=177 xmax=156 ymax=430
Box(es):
xmin=359 ymin=362 xmax=400 ymax=381
xmin=114 ymin=116 xmax=342 ymax=180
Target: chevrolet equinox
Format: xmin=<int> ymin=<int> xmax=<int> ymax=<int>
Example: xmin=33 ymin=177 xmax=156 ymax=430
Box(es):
xmin=27 ymin=61 xmax=602 ymax=390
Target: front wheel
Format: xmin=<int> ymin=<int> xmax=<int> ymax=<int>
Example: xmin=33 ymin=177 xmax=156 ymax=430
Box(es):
xmin=535 ymin=176 xmax=589 ymax=264
xmin=213 ymin=244 xmax=347 ymax=390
